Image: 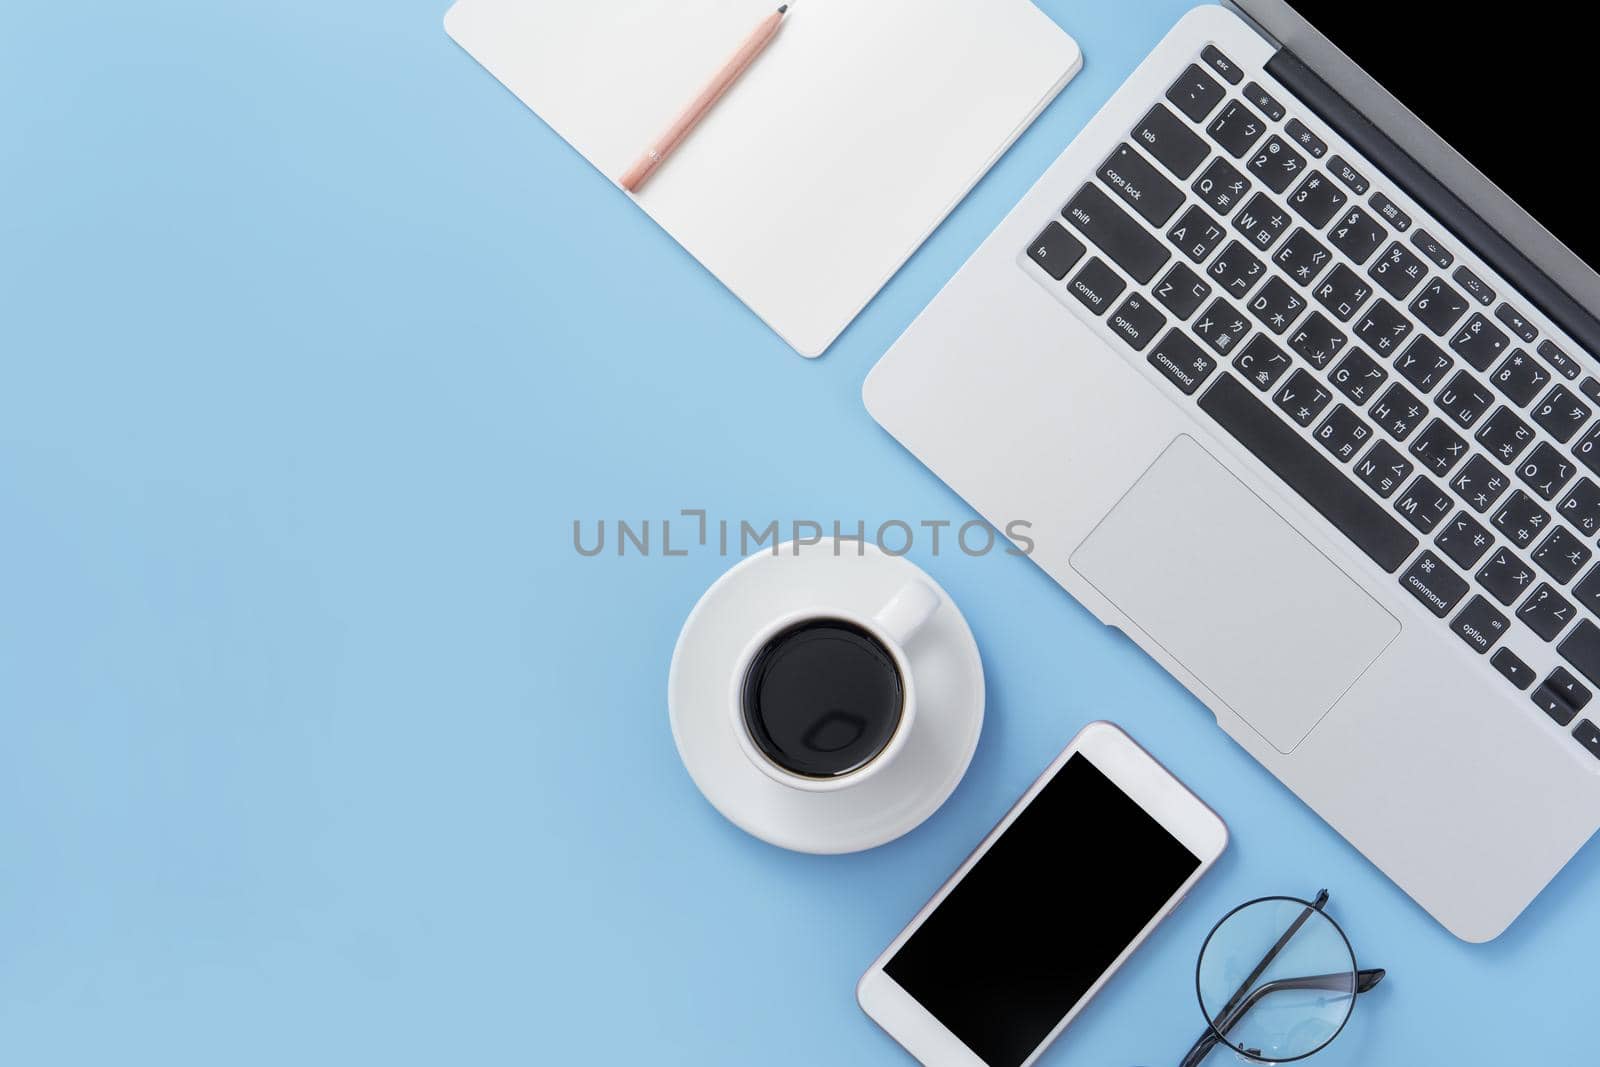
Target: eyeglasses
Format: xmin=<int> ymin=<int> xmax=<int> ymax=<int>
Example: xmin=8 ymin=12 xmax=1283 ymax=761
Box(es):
xmin=1178 ymin=891 xmax=1385 ymax=1065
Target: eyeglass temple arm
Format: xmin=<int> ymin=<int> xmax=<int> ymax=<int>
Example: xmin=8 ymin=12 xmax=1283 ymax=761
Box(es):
xmin=1175 ymin=968 xmax=1385 ymax=1067
xmin=1211 ymin=890 xmax=1329 ymax=1028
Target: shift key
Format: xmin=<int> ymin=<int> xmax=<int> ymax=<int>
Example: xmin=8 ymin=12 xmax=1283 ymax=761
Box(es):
xmin=1098 ymin=143 xmax=1185 ymax=226
xmin=1063 ymin=183 xmax=1172 ymax=284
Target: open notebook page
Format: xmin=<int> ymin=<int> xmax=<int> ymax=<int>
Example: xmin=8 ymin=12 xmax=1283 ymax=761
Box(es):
xmin=446 ymin=0 xmax=1079 ymax=355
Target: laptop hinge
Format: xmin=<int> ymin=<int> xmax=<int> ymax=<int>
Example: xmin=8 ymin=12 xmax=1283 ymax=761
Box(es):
xmin=1266 ymin=48 xmax=1600 ymax=367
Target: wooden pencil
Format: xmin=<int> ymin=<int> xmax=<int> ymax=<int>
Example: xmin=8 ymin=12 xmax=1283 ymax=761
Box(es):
xmin=619 ymin=5 xmax=791 ymax=193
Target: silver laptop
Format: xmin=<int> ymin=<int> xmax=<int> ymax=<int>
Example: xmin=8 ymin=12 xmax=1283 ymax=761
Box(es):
xmin=865 ymin=1 xmax=1600 ymax=942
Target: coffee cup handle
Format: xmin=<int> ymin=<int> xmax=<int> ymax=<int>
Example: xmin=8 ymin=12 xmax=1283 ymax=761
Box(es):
xmin=873 ymin=582 xmax=941 ymax=649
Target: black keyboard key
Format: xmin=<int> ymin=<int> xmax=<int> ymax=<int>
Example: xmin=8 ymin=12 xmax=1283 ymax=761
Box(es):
xmin=1234 ymin=334 xmax=1294 ymax=391
xmin=1410 ymin=229 xmax=1453 ymax=270
xmin=1329 ymin=207 xmax=1388 ymax=266
xmin=1146 ymin=329 xmax=1217 ymax=395
xmin=1168 ymin=205 xmax=1227 ymax=264
xmin=1201 ymin=44 xmax=1243 ymax=85
xmin=1534 ymin=685 xmax=1580 ymax=726
xmin=1370 ymin=191 xmax=1411 ymax=231
xmin=1448 ymin=313 xmax=1509 ymax=372
xmin=1098 ymin=143 xmax=1185 ymax=226
xmin=1436 ymin=511 xmax=1493 ymax=569
xmin=1027 ymin=222 xmax=1086 ymax=280
xmin=1154 ymin=263 xmax=1212 ymax=320
xmin=1533 ymin=525 xmax=1592 ymax=584
xmin=1274 ymin=228 xmax=1334 ymax=288
xmin=1436 ymin=371 xmax=1494 ymax=429
xmin=1559 ymin=478 xmax=1600 ymax=536
xmin=1549 ymin=667 xmax=1592 ymax=710
xmin=1353 ymin=299 xmax=1412 ymax=356
xmin=1409 ymin=277 xmax=1470 ymax=336
xmin=1284 ymin=118 xmax=1327 ymax=158
xmin=1574 ymin=564 xmax=1600 ymax=616
xmin=1492 ymin=647 xmax=1534 ymax=689
xmin=1243 ymin=80 xmax=1285 ymax=121
xmin=1478 ymin=547 xmax=1536 ymax=606
xmin=1538 ymin=339 xmax=1580 ymax=380
xmin=1532 ymin=384 xmax=1592 ymax=443
xmin=1109 ymin=293 xmax=1167 ymax=351
xmin=1330 ymin=348 xmax=1387 ymax=405
xmin=1273 ymin=367 xmax=1332 ymax=426
xmin=1207 ymin=100 xmax=1266 ymax=158
xmin=1193 ymin=297 xmax=1252 ymax=357
xmin=1165 ymin=64 xmax=1226 ymax=122
xmin=1199 ymin=374 xmax=1419 ymax=571
xmin=1574 ymin=720 xmax=1600 ymax=760
xmin=1452 ymin=595 xmax=1508 ymax=654
xmin=1573 ymin=423 xmax=1600 ymax=477
xmin=1452 ymin=265 xmax=1494 ymax=306
xmin=1247 ymin=135 xmax=1308 ymax=194
xmin=1518 ymin=441 xmax=1577 ymax=501
xmin=1191 ymin=158 xmax=1252 ymax=216
xmin=1247 ymin=277 xmax=1307 ymax=335
xmin=1286 ymin=311 xmax=1347 ymax=368
xmin=1314 ymin=404 xmax=1372 ymax=463
xmin=1329 ymin=155 xmax=1369 ymax=195
xmin=1490 ymin=349 xmax=1551 ymax=407
xmin=1233 ymin=193 xmax=1290 ymax=250
xmin=1355 ymin=439 xmax=1413 ymax=498
xmin=1068 ymin=257 xmax=1127 ymax=316
xmin=1451 ymin=454 xmax=1511 ymax=514
xmin=1518 ymin=582 xmax=1576 ymax=641
xmin=1134 ymin=104 xmax=1210 ymax=180
xmin=1495 ymin=303 xmax=1539 ymax=343
xmin=1395 ymin=475 xmax=1453 ymax=534
xmin=1575 ymin=719 xmax=1600 ymax=760
xmin=1209 ymin=240 xmax=1266 ymax=299
xmin=1370 ymin=382 xmax=1427 ymax=441
xmin=1063 ymin=184 xmax=1171 ymax=284
xmin=1559 ymin=619 xmax=1600 ymax=689
xmin=1493 ymin=489 xmax=1551 ymax=549
xmin=1369 ymin=241 xmax=1428 ymax=299
xmin=1395 ymin=335 xmax=1454 ymax=393
xmin=1313 ymin=264 xmax=1373 ymax=323
xmin=1583 ymin=377 xmax=1600 ymax=405
xmin=1287 ymin=171 xmax=1348 ymax=228
xmin=1409 ymin=418 xmax=1469 ymax=477
xmin=1400 ymin=550 xmax=1467 ymax=616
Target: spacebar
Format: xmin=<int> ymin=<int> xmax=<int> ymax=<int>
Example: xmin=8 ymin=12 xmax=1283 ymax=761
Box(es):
xmin=1198 ymin=375 xmax=1418 ymax=573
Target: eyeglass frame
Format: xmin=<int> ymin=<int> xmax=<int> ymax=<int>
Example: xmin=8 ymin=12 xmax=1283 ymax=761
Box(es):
xmin=1178 ymin=890 xmax=1386 ymax=1067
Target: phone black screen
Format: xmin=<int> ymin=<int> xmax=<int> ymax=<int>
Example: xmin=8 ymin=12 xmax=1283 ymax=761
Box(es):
xmin=883 ymin=754 xmax=1200 ymax=1067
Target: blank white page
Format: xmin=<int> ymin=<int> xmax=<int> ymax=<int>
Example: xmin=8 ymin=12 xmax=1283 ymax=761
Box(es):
xmin=445 ymin=0 xmax=1080 ymax=355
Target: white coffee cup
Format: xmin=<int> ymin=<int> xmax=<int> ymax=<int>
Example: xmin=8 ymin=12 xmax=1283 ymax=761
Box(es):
xmin=729 ymin=581 xmax=942 ymax=793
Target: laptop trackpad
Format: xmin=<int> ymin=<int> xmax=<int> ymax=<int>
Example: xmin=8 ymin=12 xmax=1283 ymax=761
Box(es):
xmin=1071 ymin=435 xmax=1400 ymax=754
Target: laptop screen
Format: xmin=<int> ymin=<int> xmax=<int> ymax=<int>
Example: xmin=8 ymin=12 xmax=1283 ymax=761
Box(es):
xmin=1284 ymin=1 xmax=1595 ymax=273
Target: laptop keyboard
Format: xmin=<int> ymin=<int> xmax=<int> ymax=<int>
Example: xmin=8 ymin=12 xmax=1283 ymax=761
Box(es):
xmin=1024 ymin=45 xmax=1600 ymax=762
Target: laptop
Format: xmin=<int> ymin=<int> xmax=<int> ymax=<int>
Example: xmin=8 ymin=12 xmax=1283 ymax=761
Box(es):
xmin=864 ymin=1 xmax=1600 ymax=942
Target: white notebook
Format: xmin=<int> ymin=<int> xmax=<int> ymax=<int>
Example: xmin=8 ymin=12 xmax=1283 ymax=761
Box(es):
xmin=444 ymin=0 xmax=1081 ymax=357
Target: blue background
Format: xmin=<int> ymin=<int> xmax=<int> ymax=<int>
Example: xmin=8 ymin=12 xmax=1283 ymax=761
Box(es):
xmin=3 ymin=0 xmax=1594 ymax=1062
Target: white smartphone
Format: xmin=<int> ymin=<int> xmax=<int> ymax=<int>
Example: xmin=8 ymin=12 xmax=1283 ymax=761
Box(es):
xmin=857 ymin=721 xmax=1227 ymax=1067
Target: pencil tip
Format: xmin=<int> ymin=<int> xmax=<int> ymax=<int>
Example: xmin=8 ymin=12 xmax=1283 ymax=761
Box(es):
xmin=777 ymin=4 xmax=788 ymax=12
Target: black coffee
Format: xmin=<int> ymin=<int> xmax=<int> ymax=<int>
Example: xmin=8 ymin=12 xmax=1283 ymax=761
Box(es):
xmin=741 ymin=619 xmax=904 ymax=779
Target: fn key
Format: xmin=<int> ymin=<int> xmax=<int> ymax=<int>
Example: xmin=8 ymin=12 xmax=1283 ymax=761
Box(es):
xmin=1027 ymin=222 xmax=1086 ymax=281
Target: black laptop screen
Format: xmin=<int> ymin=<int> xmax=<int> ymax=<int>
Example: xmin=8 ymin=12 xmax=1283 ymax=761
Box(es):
xmin=1284 ymin=2 xmax=1596 ymax=272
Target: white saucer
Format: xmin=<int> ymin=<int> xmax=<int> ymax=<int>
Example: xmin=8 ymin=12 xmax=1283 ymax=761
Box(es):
xmin=668 ymin=543 xmax=985 ymax=854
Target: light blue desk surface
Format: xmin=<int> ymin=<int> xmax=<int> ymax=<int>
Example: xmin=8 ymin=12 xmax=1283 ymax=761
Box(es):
xmin=4 ymin=1 xmax=1595 ymax=1062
